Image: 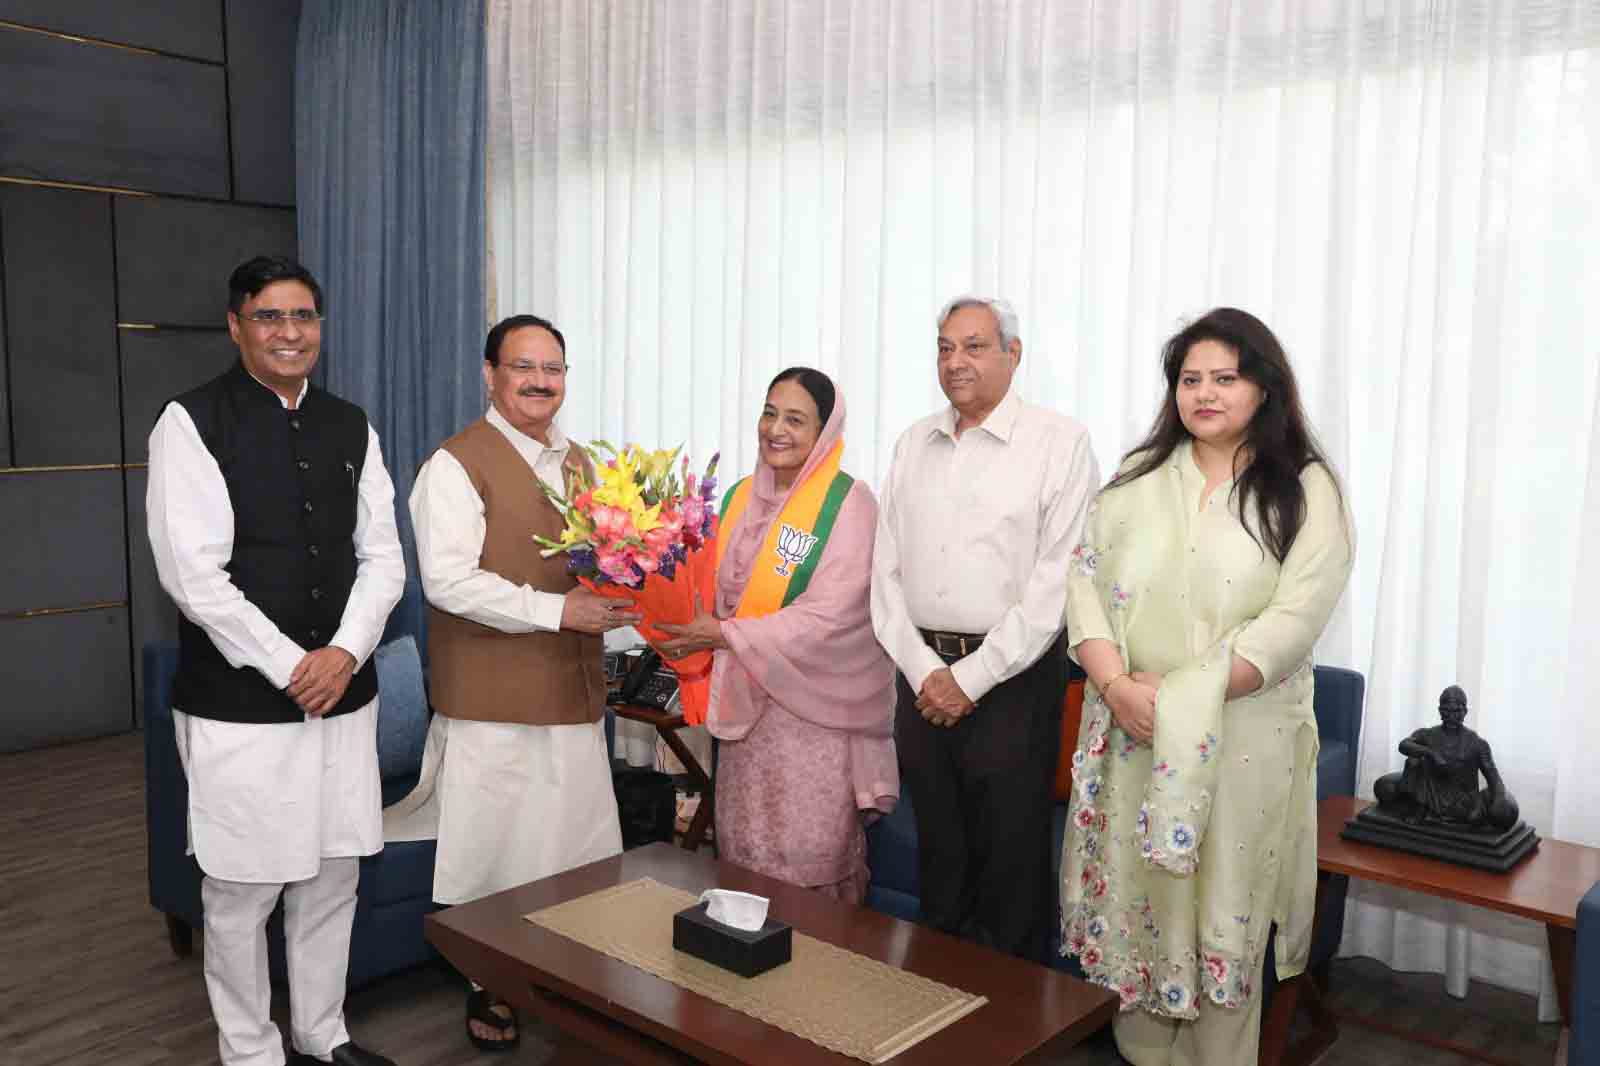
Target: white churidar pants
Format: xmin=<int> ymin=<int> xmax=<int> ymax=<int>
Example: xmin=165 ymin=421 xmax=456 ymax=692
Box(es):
xmin=202 ymin=859 xmax=358 ymax=1065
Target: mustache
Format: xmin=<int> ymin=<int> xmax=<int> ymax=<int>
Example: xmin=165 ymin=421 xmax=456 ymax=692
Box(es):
xmin=517 ymin=387 xmax=558 ymax=398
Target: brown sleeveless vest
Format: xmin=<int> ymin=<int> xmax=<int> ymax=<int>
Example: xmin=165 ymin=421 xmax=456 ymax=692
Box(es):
xmin=426 ymin=418 xmax=605 ymax=725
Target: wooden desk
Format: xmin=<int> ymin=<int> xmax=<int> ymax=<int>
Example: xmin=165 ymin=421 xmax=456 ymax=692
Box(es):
xmin=1263 ymin=796 xmax=1600 ymax=1066
xmin=426 ymin=843 xmax=1117 ymax=1065
xmin=612 ymin=702 xmax=715 ymax=852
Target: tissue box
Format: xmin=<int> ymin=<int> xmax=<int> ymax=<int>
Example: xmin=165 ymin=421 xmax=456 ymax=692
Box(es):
xmin=672 ymin=901 xmax=792 ymax=977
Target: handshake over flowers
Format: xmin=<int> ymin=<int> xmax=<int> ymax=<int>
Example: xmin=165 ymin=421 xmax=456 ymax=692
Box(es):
xmin=533 ymin=442 xmax=723 ymax=723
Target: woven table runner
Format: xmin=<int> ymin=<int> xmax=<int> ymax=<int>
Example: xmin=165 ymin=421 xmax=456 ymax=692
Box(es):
xmin=525 ymin=878 xmax=987 ymax=1063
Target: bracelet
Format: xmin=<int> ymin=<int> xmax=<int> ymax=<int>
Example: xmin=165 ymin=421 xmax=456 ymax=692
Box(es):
xmin=1100 ymin=672 xmax=1130 ymax=700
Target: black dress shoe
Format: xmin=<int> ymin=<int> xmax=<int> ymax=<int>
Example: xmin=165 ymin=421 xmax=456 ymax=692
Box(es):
xmin=288 ymin=1043 xmax=397 ymax=1066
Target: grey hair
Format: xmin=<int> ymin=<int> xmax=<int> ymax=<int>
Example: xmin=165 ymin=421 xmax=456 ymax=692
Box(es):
xmin=937 ymin=295 xmax=1020 ymax=350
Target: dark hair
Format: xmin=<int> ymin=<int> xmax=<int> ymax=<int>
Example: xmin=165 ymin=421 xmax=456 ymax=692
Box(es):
xmin=484 ymin=314 xmax=566 ymax=365
xmin=767 ymin=366 xmax=836 ymax=427
xmin=228 ymin=256 xmax=323 ymax=314
xmin=1110 ymin=307 xmax=1337 ymax=563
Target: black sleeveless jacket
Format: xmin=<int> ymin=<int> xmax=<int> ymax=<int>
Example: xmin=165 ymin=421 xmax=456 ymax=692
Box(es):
xmin=168 ymin=363 xmax=377 ymax=724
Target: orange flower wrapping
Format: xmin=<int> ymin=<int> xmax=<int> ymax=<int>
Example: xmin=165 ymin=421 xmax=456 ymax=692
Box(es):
xmin=581 ymin=524 xmax=719 ymax=725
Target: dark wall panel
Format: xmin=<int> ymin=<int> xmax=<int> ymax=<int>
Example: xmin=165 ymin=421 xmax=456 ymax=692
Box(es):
xmin=0 ymin=468 xmax=126 ymax=613
xmin=0 ymin=2 xmax=224 ymax=61
xmin=0 ymin=608 xmax=131 ymax=752
xmin=115 ymin=199 xmax=297 ymax=326
xmin=121 ymin=331 xmax=238 ymax=461
xmin=125 ymin=468 xmax=177 ymax=727
xmin=0 ymin=254 xmax=10 ymax=467
xmin=0 ymin=185 xmax=119 ymax=466
xmin=226 ymin=0 xmax=301 ymax=206
xmin=0 ymin=29 xmax=228 ymax=197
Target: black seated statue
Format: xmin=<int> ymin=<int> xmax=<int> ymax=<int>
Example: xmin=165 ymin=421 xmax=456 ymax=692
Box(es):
xmin=1372 ymin=685 xmax=1520 ymax=831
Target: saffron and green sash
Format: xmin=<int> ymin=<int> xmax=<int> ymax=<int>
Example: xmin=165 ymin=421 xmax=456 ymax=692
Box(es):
xmin=717 ymin=439 xmax=854 ymax=617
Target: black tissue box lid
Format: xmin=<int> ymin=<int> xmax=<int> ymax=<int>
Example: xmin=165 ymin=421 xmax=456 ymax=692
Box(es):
xmin=672 ymin=901 xmax=792 ymax=978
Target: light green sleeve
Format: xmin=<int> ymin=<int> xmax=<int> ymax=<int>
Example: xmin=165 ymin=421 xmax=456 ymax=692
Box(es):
xmin=1064 ymin=495 xmax=1116 ymax=663
xmin=1233 ymin=463 xmax=1354 ymax=686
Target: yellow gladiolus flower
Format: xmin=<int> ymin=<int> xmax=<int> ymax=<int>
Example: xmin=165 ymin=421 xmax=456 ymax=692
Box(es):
xmin=631 ymin=500 xmax=663 ymax=534
xmin=639 ymin=447 xmax=678 ymax=482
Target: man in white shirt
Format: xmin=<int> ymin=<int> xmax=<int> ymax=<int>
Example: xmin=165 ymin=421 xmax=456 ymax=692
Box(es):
xmin=871 ymin=295 xmax=1100 ymax=963
xmin=386 ymin=314 xmax=640 ymax=1050
xmin=147 ymin=257 xmax=406 ymax=1066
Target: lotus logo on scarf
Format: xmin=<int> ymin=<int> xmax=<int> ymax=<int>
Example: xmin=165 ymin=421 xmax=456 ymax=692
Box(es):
xmin=773 ymin=523 xmax=819 ymax=577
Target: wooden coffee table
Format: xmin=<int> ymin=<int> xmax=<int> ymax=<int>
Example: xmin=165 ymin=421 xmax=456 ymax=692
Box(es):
xmin=426 ymin=843 xmax=1117 ymax=1065
xmin=1262 ymin=795 xmax=1600 ymax=1066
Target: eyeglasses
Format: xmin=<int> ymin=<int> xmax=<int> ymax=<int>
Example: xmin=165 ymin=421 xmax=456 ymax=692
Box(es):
xmin=241 ymin=309 xmax=323 ymax=327
xmin=937 ymin=340 xmax=994 ymax=358
xmin=502 ymin=361 xmax=567 ymax=377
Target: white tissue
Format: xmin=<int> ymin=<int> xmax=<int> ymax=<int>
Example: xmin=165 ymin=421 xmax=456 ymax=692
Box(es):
xmin=699 ymin=888 xmax=769 ymax=932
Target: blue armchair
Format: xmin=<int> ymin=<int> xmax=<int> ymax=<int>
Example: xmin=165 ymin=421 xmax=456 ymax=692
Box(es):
xmin=1571 ymin=881 xmax=1600 ymax=1065
xmin=865 ymin=664 xmax=1366 ymax=980
xmin=144 ymin=637 xmax=440 ymax=988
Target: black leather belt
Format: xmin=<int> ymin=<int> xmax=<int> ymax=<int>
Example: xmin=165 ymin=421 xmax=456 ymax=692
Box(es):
xmin=919 ymin=628 xmax=985 ymax=659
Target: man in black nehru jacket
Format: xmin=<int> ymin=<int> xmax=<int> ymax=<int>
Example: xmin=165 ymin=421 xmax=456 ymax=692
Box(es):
xmin=146 ymin=256 xmax=405 ymax=1066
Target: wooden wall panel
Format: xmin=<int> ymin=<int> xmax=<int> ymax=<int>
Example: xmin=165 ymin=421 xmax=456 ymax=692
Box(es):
xmin=120 ymin=331 xmax=239 ymax=462
xmin=124 ymin=468 xmax=178 ymax=728
xmin=0 ymin=27 xmax=228 ymax=197
xmin=0 ymin=185 xmax=119 ymax=466
xmin=226 ymin=0 xmax=302 ymax=206
xmin=0 ymin=608 xmax=131 ymax=751
xmin=0 ymin=4 xmax=298 ymax=750
xmin=0 ymin=250 xmax=10 ymax=468
xmin=114 ymin=198 xmax=297 ymax=327
xmin=0 ymin=468 xmax=126 ymax=614
xmin=0 ymin=1 xmax=225 ymax=61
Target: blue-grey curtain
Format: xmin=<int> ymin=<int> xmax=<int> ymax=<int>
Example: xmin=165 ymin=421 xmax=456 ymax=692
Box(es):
xmin=296 ymin=0 xmax=486 ymax=642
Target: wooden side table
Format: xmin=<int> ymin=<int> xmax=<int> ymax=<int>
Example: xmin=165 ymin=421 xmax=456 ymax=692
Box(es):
xmin=611 ymin=701 xmax=714 ymax=852
xmin=1262 ymin=795 xmax=1600 ymax=1066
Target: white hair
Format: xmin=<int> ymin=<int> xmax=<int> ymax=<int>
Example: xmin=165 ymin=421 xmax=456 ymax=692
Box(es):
xmin=937 ymin=295 xmax=1020 ymax=350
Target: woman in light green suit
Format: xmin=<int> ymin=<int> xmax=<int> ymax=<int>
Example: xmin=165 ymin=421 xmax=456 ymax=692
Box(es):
xmin=1059 ymin=308 xmax=1353 ymax=1066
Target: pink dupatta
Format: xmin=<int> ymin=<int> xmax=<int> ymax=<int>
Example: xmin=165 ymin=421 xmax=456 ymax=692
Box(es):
xmin=707 ymin=390 xmax=898 ymax=814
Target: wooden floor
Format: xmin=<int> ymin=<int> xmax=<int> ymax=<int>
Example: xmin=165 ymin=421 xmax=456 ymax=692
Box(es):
xmin=0 ymin=733 xmax=1563 ymax=1065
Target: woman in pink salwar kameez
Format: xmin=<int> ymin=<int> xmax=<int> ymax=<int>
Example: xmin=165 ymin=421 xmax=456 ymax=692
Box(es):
xmin=658 ymin=368 xmax=897 ymax=901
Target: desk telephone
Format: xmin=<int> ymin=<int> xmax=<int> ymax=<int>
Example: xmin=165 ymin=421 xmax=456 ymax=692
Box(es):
xmin=606 ymin=648 xmax=682 ymax=713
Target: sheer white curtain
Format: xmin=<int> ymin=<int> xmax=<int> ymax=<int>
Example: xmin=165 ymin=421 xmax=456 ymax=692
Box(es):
xmin=488 ymin=0 xmax=1600 ymax=1012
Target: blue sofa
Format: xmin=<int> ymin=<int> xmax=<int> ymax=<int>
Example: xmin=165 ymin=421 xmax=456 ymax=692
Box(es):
xmin=866 ymin=664 xmax=1366 ymax=979
xmin=144 ymin=637 xmax=441 ymax=988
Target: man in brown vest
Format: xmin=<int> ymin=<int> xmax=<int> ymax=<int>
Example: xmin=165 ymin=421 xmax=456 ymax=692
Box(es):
xmin=385 ymin=314 xmax=642 ymax=1051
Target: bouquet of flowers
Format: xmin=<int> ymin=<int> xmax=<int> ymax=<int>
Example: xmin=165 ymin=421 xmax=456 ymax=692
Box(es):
xmin=534 ymin=442 xmax=721 ymax=724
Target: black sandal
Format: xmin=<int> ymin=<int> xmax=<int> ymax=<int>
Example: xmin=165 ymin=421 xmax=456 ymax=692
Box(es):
xmin=466 ymin=987 xmax=519 ymax=1052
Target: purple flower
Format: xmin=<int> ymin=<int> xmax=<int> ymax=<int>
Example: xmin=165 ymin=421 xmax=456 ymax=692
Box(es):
xmin=657 ymin=552 xmax=677 ymax=579
xmin=567 ymin=547 xmax=597 ymax=575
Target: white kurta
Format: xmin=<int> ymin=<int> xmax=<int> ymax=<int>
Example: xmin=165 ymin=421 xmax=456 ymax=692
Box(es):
xmin=386 ymin=405 xmax=621 ymax=904
xmin=147 ymin=378 xmax=406 ymax=884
